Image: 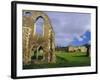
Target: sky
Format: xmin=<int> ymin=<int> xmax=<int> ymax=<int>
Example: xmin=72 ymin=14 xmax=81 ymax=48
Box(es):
xmin=35 ymin=11 xmax=91 ymax=47
xmin=24 ymin=11 xmax=91 ymax=47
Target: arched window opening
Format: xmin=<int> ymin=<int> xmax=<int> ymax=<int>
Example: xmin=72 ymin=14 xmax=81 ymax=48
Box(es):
xmin=23 ymin=11 xmax=32 ymax=16
xmin=35 ymin=17 xmax=44 ymax=36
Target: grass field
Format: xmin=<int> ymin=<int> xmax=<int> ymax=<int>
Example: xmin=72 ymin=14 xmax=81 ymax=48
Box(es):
xmin=23 ymin=51 xmax=91 ymax=69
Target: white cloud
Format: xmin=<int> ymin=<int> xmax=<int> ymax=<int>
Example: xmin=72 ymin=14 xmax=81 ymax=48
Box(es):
xmin=78 ymin=37 xmax=83 ymax=41
xmin=46 ymin=11 xmax=91 ymax=46
xmin=83 ymin=35 xmax=87 ymax=39
xmin=74 ymin=34 xmax=83 ymax=41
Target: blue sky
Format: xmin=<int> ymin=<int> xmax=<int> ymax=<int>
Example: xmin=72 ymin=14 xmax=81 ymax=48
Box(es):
xmin=71 ymin=30 xmax=90 ymax=46
xmin=24 ymin=11 xmax=91 ymax=47
xmin=36 ymin=11 xmax=91 ymax=47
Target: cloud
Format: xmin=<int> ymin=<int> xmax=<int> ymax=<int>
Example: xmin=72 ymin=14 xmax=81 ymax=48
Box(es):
xmin=70 ymin=30 xmax=91 ymax=46
xmin=46 ymin=11 xmax=91 ymax=46
xmin=46 ymin=12 xmax=91 ymax=34
xmin=73 ymin=34 xmax=83 ymax=41
xmin=24 ymin=10 xmax=91 ymax=47
xmin=82 ymin=35 xmax=87 ymax=39
xmin=77 ymin=37 xmax=83 ymax=41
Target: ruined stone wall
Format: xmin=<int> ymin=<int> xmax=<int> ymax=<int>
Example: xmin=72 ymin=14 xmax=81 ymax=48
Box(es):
xmin=68 ymin=46 xmax=87 ymax=52
xmin=22 ymin=11 xmax=55 ymax=64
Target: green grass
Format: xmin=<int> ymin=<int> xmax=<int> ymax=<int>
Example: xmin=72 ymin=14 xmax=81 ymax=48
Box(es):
xmin=23 ymin=51 xmax=91 ymax=69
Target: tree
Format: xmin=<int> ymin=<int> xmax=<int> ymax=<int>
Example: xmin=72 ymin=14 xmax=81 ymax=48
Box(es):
xmin=84 ymin=44 xmax=90 ymax=57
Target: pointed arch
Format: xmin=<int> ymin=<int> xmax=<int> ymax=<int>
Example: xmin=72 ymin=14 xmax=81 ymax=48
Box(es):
xmin=23 ymin=11 xmax=56 ymax=64
xmin=34 ymin=16 xmax=44 ymax=36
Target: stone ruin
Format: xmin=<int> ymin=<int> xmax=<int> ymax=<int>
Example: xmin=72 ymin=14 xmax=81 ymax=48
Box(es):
xmin=22 ymin=10 xmax=56 ymax=65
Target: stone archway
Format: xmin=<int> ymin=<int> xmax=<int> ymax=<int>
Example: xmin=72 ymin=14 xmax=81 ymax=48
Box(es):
xmin=31 ymin=45 xmax=44 ymax=62
xmin=22 ymin=10 xmax=56 ymax=65
xmin=35 ymin=16 xmax=44 ymax=36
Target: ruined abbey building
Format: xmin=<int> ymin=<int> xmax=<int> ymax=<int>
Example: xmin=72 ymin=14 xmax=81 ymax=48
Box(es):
xmin=22 ymin=10 xmax=56 ymax=65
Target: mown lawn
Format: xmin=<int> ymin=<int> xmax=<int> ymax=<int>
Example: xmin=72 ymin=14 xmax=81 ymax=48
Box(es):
xmin=23 ymin=51 xmax=91 ymax=69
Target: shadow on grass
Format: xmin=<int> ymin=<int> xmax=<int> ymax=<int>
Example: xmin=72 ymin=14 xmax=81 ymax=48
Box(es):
xmin=56 ymin=55 xmax=68 ymax=63
xmin=23 ymin=54 xmax=90 ymax=69
xmin=23 ymin=56 xmax=68 ymax=69
xmin=31 ymin=55 xmax=43 ymax=60
xmin=72 ymin=55 xmax=89 ymax=57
